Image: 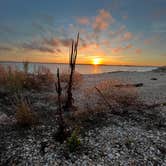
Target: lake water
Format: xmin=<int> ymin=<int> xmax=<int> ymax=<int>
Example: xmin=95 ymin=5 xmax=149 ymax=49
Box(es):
xmin=0 ymin=62 xmax=157 ymax=75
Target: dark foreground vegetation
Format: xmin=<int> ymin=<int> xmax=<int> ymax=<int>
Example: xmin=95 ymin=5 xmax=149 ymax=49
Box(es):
xmin=0 ymin=35 xmax=166 ymax=165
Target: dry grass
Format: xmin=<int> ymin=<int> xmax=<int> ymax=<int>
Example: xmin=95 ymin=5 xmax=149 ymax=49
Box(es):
xmin=0 ymin=65 xmax=25 ymax=92
xmin=0 ymin=64 xmax=55 ymax=92
xmin=59 ymin=71 xmax=82 ymax=89
xmin=83 ymin=79 xmax=139 ymax=114
xmin=14 ymin=96 xmax=37 ymax=127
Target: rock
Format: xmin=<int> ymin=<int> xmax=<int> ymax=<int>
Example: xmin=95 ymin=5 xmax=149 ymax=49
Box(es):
xmin=0 ymin=112 xmax=11 ymax=125
xmin=151 ymin=78 xmax=157 ymax=80
xmin=133 ymin=83 xmax=144 ymax=87
xmin=108 ymin=153 xmax=113 ymax=159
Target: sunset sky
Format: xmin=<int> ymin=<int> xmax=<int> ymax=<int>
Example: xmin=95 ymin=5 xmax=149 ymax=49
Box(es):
xmin=0 ymin=0 xmax=166 ymax=66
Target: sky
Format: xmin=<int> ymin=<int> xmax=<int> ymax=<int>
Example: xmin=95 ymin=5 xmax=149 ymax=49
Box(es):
xmin=0 ymin=0 xmax=166 ymax=66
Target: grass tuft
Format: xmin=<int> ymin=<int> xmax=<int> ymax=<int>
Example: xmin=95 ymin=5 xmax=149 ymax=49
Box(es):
xmin=14 ymin=96 xmax=37 ymax=127
xmin=67 ymin=128 xmax=81 ymax=152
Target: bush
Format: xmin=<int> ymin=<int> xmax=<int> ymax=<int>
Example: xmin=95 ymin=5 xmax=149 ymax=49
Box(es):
xmin=67 ymin=128 xmax=81 ymax=152
xmin=14 ymin=97 xmax=37 ymax=127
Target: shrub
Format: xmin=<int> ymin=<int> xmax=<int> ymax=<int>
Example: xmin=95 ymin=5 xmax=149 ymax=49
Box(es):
xmin=67 ymin=128 xmax=81 ymax=152
xmin=14 ymin=97 xmax=37 ymax=127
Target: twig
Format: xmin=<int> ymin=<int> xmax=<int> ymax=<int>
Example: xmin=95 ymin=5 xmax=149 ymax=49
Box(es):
xmin=95 ymin=87 xmax=113 ymax=110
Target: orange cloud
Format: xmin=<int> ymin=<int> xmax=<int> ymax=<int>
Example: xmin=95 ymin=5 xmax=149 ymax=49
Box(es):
xmin=143 ymin=36 xmax=159 ymax=45
xmin=92 ymin=9 xmax=114 ymax=32
xmin=121 ymin=32 xmax=133 ymax=41
xmin=144 ymin=39 xmax=153 ymax=45
xmin=80 ymin=43 xmax=100 ymax=51
xmin=125 ymin=44 xmax=133 ymax=49
xmin=109 ymin=25 xmax=126 ymax=37
xmin=77 ymin=17 xmax=90 ymax=25
xmin=135 ymin=48 xmax=142 ymax=54
xmin=101 ymin=40 xmax=110 ymax=47
xmin=112 ymin=47 xmax=122 ymax=53
xmin=44 ymin=38 xmax=72 ymax=47
xmin=112 ymin=44 xmax=133 ymax=53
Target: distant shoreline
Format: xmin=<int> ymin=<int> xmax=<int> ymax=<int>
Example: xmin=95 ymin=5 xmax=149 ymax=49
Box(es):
xmin=0 ymin=61 xmax=158 ymax=68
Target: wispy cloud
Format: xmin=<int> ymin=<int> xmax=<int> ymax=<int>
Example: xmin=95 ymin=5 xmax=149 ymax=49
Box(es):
xmin=77 ymin=17 xmax=90 ymax=25
xmin=112 ymin=44 xmax=133 ymax=53
xmin=135 ymin=48 xmax=142 ymax=54
xmin=120 ymin=32 xmax=134 ymax=41
xmin=144 ymin=36 xmax=159 ymax=45
xmin=0 ymin=45 xmax=13 ymax=52
xmin=43 ymin=37 xmax=72 ymax=47
xmin=22 ymin=42 xmax=55 ymax=53
xmin=77 ymin=9 xmax=114 ymax=35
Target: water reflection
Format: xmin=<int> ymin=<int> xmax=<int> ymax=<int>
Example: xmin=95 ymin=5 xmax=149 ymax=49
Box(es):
xmin=93 ymin=65 xmax=101 ymax=74
xmin=0 ymin=62 xmax=157 ymax=74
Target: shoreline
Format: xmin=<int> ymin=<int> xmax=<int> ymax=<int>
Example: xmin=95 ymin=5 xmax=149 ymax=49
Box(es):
xmin=0 ymin=61 xmax=159 ymax=68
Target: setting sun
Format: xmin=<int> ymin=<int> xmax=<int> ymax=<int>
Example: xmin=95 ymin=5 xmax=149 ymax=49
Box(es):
xmin=92 ymin=58 xmax=102 ymax=65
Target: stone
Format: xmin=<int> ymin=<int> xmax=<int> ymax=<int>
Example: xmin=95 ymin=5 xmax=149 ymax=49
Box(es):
xmin=0 ymin=112 xmax=11 ymax=125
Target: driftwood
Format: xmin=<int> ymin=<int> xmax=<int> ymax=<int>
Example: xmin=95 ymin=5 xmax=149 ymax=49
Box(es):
xmin=115 ymin=83 xmax=143 ymax=88
xmin=145 ymin=102 xmax=166 ymax=109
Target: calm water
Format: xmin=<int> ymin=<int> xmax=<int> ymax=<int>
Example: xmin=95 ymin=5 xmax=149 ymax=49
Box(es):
xmin=0 ymin=62 xmax=157 ymax=74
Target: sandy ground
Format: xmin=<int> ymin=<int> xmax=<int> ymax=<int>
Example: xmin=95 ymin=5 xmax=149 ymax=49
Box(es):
xmin=79 ymin=71 xmax=166 ymax=105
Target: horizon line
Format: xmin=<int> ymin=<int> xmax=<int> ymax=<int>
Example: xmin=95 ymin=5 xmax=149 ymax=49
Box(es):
xmin=0 ymin=60 xmax=160 ymax=67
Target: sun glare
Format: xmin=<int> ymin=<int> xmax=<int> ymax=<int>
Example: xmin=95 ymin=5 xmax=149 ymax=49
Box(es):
xmin=92 ymin=58 xmax=102 ymax=65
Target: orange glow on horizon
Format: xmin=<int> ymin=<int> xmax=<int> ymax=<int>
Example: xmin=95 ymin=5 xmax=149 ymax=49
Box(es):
xmin=91 ymin=58 xmax=103 ymax=65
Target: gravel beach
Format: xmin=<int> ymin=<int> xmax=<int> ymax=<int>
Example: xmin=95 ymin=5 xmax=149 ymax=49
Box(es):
xmin=0 ymin=69 xmax=166 ymax=165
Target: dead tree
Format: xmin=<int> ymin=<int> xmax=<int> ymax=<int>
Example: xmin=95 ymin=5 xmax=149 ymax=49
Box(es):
xmin=65 ymin=33 xmax=79 ymax=112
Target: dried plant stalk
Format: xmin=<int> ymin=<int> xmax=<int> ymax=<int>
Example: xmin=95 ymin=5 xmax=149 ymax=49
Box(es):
xmin=65 ymin=33 xmax=79 ymax=112
xmin=55 ymin=68 xmax=66 ymax=140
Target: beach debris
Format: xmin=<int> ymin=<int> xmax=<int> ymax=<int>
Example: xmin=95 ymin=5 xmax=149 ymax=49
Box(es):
xmin=151 ymin=78 xmax=157 ymax=80
xmin=115 ymin=83 xmax=143 ymax=87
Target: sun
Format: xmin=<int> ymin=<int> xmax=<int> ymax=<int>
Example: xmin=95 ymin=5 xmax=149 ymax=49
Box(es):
xmin=92 ymin=58 xmax=102 ymax=65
